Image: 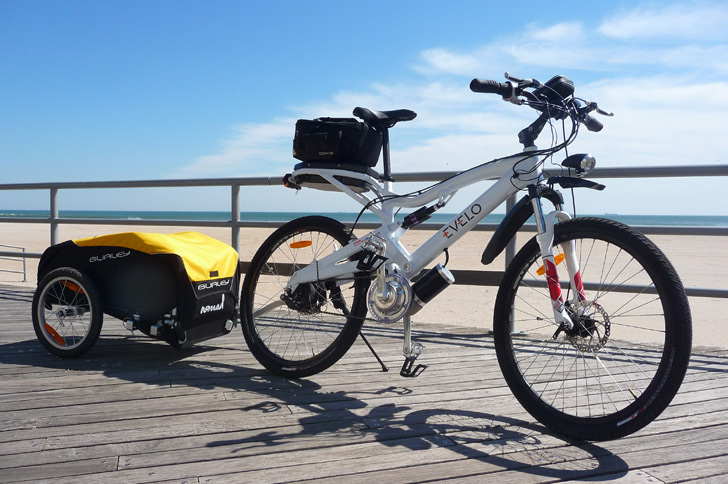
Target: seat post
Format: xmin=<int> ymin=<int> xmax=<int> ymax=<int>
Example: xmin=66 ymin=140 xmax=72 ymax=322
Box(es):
xmin=380 ymin=127 xmax=393 ymax=182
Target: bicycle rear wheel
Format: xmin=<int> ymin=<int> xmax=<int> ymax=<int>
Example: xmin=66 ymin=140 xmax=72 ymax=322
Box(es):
xmin=493 ymin=217 xmax=692 ymax=441
xmin=241 ymin=216 xmax=370 ymax=378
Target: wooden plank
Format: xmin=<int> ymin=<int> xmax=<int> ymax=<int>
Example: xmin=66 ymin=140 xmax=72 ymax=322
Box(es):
xmin=563 ymin=470 xmax=666 ymax=483
xmin=269 ymin=434 xmax=728 ymax=484
xmin=2 ymin=390 xmax=724 ymax=480
xmin=643 ymin=454 xmax=728 ymax=483
xmin=1 ymin=456 xmax=118 ymax=483
xmin=1 ymin=284 xmax=728 ymax=484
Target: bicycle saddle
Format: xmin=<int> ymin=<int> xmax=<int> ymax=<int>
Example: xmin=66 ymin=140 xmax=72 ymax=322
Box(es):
xmin=353 ymin=107 xmax=417 ymax=128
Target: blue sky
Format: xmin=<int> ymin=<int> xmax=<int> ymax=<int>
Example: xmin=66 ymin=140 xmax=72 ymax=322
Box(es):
xmin=1 ymin=0 xmax=727 ymax=215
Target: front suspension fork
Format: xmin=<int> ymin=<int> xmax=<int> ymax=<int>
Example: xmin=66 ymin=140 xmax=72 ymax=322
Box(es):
xmin=530 ymin=194 xmax=585 ymax=331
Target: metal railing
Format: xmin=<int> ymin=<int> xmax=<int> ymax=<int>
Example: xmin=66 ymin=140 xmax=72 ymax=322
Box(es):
xmin=0 ymin=244 xmax=27 ymax=282
xmin=1 ymin=164 xmax=726 ymax=298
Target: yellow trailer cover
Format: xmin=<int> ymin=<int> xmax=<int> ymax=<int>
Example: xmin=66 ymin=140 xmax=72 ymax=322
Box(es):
xmin=73 ymin=231 xmax=238 ymax=282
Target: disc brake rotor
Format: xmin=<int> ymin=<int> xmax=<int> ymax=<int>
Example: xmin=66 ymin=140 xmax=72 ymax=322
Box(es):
xmin=565 ymin=300 xmax=611 ymax=352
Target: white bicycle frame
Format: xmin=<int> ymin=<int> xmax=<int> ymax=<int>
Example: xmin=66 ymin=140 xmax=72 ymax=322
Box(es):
xmin=286 ymin=143 xmax=582 ymax=336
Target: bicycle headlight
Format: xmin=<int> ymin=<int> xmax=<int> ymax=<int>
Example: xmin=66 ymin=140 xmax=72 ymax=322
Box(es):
xmin=562 ymin=153 xmax=596 ymax=176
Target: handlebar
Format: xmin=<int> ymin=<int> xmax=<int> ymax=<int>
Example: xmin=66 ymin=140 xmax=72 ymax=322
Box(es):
xmin=470 ymin=74 xmax=611 ymax=133
xmin=469 ymin=79 xmax=514 ymax=97
xmin=582 ymin=114 xmax=603 ymax=132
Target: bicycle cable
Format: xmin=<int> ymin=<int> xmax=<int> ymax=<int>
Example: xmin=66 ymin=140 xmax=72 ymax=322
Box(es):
xmin=349 ymin=92 xmax=584 ymax=236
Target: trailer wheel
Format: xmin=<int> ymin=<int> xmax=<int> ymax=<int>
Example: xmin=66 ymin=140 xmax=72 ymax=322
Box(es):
xmin=32 ymin=268 xmax=104 ymax=358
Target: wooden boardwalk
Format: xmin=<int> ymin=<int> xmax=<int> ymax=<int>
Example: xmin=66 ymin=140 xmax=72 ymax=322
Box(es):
xmin=1 ymin=283 xmax=727 ymax=483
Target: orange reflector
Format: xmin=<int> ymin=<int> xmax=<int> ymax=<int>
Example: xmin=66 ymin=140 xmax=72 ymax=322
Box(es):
xmin=62 ymin=281 xmax=84 ymax=294
xmin=44 ymin=323 xmax=66 ymax=346
xmin=289 ymin=241 xmax=312 ymax=249
xmin=537 ymin=253 xmax=566 ymax=276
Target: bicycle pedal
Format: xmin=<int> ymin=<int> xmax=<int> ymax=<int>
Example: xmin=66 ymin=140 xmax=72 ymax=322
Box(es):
xmin=400 ymin=357 xmax=427 ymax=378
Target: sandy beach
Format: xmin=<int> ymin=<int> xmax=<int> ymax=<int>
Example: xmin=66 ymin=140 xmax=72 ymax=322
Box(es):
xmin=2 ymin=221 xmax=726 ymax=348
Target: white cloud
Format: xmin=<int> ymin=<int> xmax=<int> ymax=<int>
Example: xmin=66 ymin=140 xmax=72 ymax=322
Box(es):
xmin=176 ymin=2 xmax=728 ymax=216
xmin=175 ymin=121 xmax=294 ymax=177
xmin=176 ymin=79 xmax=526 ymax=177
xmin=528 ymin=21 xmax=585 ymax=42
xmin=599 ymin=3 xmax=728 ymax=41
xmin=417 ymin=48 xmax=482 ymax=76
xmin=417 ymin=22 xmax=600 ymax=76
xmin=416 ymin=4 xmax=728 ymax=77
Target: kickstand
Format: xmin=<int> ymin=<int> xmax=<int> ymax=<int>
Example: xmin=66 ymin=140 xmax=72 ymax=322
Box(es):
xmin=359 ymin=331 xmax=389 ymax=372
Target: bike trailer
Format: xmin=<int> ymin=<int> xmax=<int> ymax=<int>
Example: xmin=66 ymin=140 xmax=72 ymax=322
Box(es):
xmin=36 ymin=231 xmax=240 ymax=348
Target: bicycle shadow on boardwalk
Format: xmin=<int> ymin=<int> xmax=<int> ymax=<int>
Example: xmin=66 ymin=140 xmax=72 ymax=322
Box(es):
xmin=0 ymin=333 xmax=630 ymax=481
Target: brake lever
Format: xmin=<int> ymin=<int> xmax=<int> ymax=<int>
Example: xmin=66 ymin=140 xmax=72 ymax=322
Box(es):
xmin=579 ymin=100 xmax=614 ymax=118
xmin=505 ymin=72 xmax=525 ymax=83
xmin=505 ymin=72 xmax=542 ymax=89
xmin=503 ymin=72 xmax=541 ymax=106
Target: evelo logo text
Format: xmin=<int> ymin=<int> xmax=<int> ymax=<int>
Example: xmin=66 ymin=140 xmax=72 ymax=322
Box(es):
xmin=442 ymin=203 xmax=482 ymax=239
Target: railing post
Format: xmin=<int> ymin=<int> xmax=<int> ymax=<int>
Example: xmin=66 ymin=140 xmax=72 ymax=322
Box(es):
xmin=50 ymin=187 xmax=59 ymax=246
xmin=231 ymin=184 xmax=241 ymax=254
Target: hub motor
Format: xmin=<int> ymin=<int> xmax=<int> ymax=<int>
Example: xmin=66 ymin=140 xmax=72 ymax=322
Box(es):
xmin=367 ymin=273 xmax=412 ymax=323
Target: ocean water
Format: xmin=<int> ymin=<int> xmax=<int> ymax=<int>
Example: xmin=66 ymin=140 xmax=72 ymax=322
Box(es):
xmin=1 ymin=209 xmax=727 ymax=227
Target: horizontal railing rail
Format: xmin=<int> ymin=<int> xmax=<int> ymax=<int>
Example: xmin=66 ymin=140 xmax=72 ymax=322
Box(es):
xmin=1 ymin=164 xmax=726 ymax=298
xmin=0 ymin=244 xmax=27 ymax=282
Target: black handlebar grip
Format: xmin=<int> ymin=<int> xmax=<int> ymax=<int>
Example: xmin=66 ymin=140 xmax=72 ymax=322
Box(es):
xmin=470 ymin=79 xmax=513 ymax=97
xmin=583 ymin=114 xmax=604 ymax=132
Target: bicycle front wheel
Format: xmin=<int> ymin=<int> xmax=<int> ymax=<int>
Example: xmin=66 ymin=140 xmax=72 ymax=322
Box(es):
xmin=493 ymin=217 xmax=692 ymax=441
xmin=241 ymin=216 xmax=370 ymax=378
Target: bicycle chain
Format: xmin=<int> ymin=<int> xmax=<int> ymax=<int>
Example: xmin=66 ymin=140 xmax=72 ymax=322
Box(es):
xmin=305 ymin=273 xmax=381 ymax=323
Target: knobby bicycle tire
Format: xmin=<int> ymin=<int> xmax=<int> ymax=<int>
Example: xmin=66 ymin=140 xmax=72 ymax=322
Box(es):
xmin=493 ymin=217 xmax=692 ymax=441
xmin=241 ymin=216 xmax=370 ymax=378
